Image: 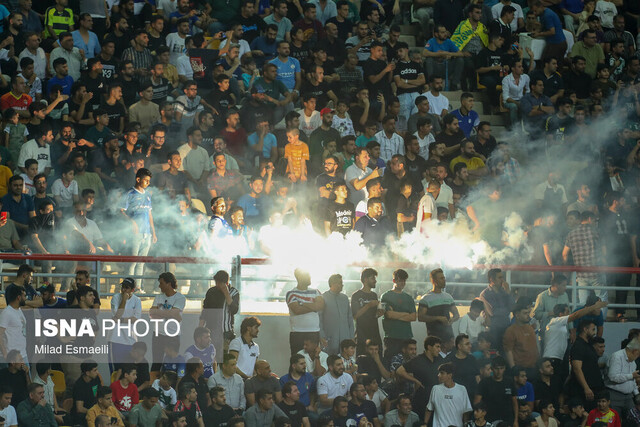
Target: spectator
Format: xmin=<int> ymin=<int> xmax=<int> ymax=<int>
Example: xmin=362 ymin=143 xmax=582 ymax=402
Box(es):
xmin=530 ymin=1 xmax=567 ymax=63
xmin=568 ymin=320 xmax=604 ymax=410
xmin=418 ymin=268 xmax=459 ymax=350
xmin=16 ymin=383 xmax=57 ymax=427
xmin=533 ymin=274 xmax=570 ymax=333
xmin=208 ymin=354 xmax=246 ymax=411
xmin=244 ymin=390 xmax=287 ymax=427
xmin=204 ymin=387 xmax=236 ymax=427
xmin=86 ymin=386 xmax=124 ymax=427
xmin=380 ymin=269 xmax=417 ymax=361
xmin=149 ymin=272 xmax=186 ymax=371
xmin=570 ymin=29 xmax=605 ymax=79
xmin=423 ymin=25 xmax=466 ymax=92
xmin=129 ymin=388 xmax=164 ymax=427
xmin=280 ymin=354 xmax=315 ymax=410
xmin=605 ymin=338 xmax=640 ymax=416
xmin=425 ymin=362 xmax=473 ymax=426
xmin=445 ymin=334 xmax=480 ymax=400
xmin=245 ymin=360 xmax=282 ymax=407
xmin=174 ymin=384 xmax=204 ymax=427
xmin=49 ymin=32 xmax=83 ymax=81
xmin=319 ymin=274 xmax=354 ymax=355
xmin=501 ymin=60 xmax=530 ymax=130
xmin=384 ymin=394 xmax=419 ymax=427
xmin=317 ymin=355 xmax=354 ymax=412
xmin=229 ymin=316 xmax=262 ymax=379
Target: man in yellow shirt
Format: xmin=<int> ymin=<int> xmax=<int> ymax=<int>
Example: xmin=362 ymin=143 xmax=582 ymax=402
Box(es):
xmin=86 ymin=386 xmax=125 ymax=427
xmin=449 ymin=140 xmax=488 ymax=186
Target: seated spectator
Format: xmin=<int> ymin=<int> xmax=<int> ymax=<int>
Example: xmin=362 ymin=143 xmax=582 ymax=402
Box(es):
xmin=277 ymin=381 xmax=310 ymax=427
xmin=128 ymin=388 xmax=164 ymax=427
xmin=204 ymin=387 xmax=236 ymax=427
xmin=244 ymin=389 xmax=287 ymax=427
xmin=501 ymin=60 xmax=530 ymax=130
xmin=16 ymin=383 xmax=57 ymax=427
xmin=320 ymin=396 xmax=356 ymax=426
xmin=152 ymin=371 xmax=178 ymax=411
xmin=520 ymin=78 xmax=555 ymax=140
xmin=173 ymin=384 xmax=204 ymax=427
xmin=86 ymin=386 xmax=125 ymax=427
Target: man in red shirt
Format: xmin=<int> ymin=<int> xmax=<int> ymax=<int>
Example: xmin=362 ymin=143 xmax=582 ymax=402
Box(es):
xmin=110 ymin=364 xmax=139 ymax=414
xmin=586 ymin=390 xmax=621 ymax=427
xmin=0 ymin=76 xmax=32 ymax=119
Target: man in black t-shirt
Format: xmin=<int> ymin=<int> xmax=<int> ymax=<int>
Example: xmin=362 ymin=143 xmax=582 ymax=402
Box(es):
xmin=347 ymin=383 xmax=379 ymax=425
xmin=204 ymin=387 xmax=236 ymax=427
xmin=324 ymin=183 xmax=354 ymax=236
xmin=301 ymin=64 xmax=336 ymax=110
xmin=475 ymin=33 xmax=508 ymax=105
xmin=72 ymin=360 xmax=101 ymax=422
xmin=395 ymin=336 xmax=443 ymax=420
xmin=277 ymin=382 xmax=309 ymax=427
xmin=233 ymin=0 xmax=267 ymax=44
xmin=393 ymin=42 xmax=426 ymax=131
xmin=0 ymin=351 xmax=30 ymax=407
xmin=350 ymin=268 xmax=382 ymax=355
xmin=363 ymin=41 xmax=394 ymax=103
xmin=476 ymin=356 xmax=515 ymax=424
xmin=568 ymin=320 xmax=603 ymax=410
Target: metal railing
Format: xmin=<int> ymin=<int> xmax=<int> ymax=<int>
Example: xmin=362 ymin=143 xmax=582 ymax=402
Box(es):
xmin=1 ymin=253 xmax=639 ymax=313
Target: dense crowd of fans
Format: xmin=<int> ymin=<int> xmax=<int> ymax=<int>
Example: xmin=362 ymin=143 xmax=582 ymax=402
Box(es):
xmin=0 ymin=0 xmax=639 ymax=424
xmin=0 ymin=264 xmax=638 ymax=427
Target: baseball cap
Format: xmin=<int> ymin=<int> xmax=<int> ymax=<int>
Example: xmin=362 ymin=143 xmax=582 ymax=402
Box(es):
xmin=320 ymin=107 xmax=333 ymax=116
xmin=251 ymin=85 xmax=266 ymax=94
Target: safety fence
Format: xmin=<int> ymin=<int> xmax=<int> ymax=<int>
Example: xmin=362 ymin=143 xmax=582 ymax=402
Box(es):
xmin=0 ymin=253 xmax=639 ymax=314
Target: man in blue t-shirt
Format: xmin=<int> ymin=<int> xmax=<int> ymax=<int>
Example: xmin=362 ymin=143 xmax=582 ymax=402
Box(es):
xmin=47 ymin=58 xmax=74 ymax=96
xmin=423 ymin=24 xmax=468 ymax=90
xmin=270 ymin=41 xmax=301 ymax=92
xmin=120 ymin=168 xmax=156 ymax=278
xmin=531 ymin=2 xmax=567 ymax=63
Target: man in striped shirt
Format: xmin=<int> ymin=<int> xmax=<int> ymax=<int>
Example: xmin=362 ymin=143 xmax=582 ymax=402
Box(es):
xmin=201 ymin=270 xmax=240 ymax=353
xmin=286 ymin=268 xmax=325 ymax=355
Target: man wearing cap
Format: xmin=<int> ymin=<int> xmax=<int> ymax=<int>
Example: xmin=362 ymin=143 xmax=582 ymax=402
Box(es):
xmin=122 ymin=29 xmax=153 ymax=79
xmin=108 ymin=278 xmax=142 ymax=372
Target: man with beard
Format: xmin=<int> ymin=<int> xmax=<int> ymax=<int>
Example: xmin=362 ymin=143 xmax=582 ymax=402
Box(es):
xmin=145 ymin=126 xmax=171 ymax=173
xmin=310 ymin=109 xmax=341 ymax=167
xmin=64 ymin=201 xmax=113 ymax=255
xmin=1 ymin=176 xmax=35 ymax=238
xmin=70 ymin=153 xmax=107 ymax=203
xmin=122 ymin=29 xmax=153 ymax=80
xmin=419 ymin=269 xmax=459 ymax=352
xmin=354 ymin=197 xmax=390 ymax=248
xmin=379 ymin=269 xmax=416 ymax=361
xmin=351 ymin=267 xmax=382 ymax=355
xmin=250 ymin=24 xmax=279 ymax=68
xmin=317 ymin=355 xmax=354 ymax=412
xmin=29 ymin=200 xmax=57 ymax=279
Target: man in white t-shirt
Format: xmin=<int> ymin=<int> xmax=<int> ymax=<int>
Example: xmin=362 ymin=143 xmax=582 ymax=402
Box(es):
xmin=286 ymin=268 xmax=325 ymax=355
xmin=64 ymin=202 xmax=114 ymax=254
xmin=317 ymin=355 xmax=354 ymax=412
xmin=108 ymin=278 xmax=143 ymax=371
xmin=425 ymin=76 xmax=449 ymax=117
xmin=149 ymin=272 xmax=186 ymax=371
xmin=543 ymin=300 xmax=607 ymax=361
xmin=0 ymin=385 xmax=18 ymax=427
xmin=229 ymin=316 xmax=261 ymax=379
xmin=491 ymin=0 xmax=524 ymax=31
xmin=17 ymin=127 xmax=53 ymax=175
xmin=166 ymin=18 xmax=189 ymax=65
xmin=0 ymin=285 xmax=27 ymax=362
xmin=416 ymin=180 xmax=440 ymax=234
xmin=425 ymin=362 xmax=473 ymax=426
xmin=297 ymin=338 xmax=329 ymax=377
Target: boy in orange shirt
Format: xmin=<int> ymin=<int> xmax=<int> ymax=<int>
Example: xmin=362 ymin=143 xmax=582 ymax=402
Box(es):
xmin=284 ymin=128 xmax=309 ymax=183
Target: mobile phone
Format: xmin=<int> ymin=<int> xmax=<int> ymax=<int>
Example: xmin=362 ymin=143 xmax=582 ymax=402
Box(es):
xmin=0 ymin=212 xmax=7 ymax=221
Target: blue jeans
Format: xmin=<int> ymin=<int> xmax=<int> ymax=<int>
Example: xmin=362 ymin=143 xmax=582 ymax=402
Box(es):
xmin=398 ymin=92 xmax=419 ymax=132
xmin=128 ymin=232 xmax=151 ymax=277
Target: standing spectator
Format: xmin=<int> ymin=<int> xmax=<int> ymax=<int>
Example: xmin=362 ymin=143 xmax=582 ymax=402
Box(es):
xmin=479 ymin=268 xmax=515 ymax=351
xmin=122 ymin=29 xmax=154 ymax=79
xmin=319 ymin=273 xmax=354 ymax=356
xmin=531 ymin=1 xmax=567 ymax=63
xmin=201 ymin=270 xmax=240 ymax=353
xmin=605 ymin=338 xmax=640 ymax=416
xmin=562 ymin=211 xmax=604 ymax=305
xmin=0 ymin=286 xmax=27 ymax=361
xmin=451 ymin=4 xmax=488 ymax=90
xmin=532 ymin=274 xmax=570 ymax=333
xmin=108 ymin=278 xmax=142 ymax=373
xmin=120 ymin=168 xmax=156 ymax=278
xmin=351 ymin=267 xmax=382 ymax=355
xmin=149 ymin=272 xmax=186 ymax=372
xmin=380 ymin=269 xmax=417 ymax=362
xmin=395 ymin=336 xmax=443 ymax=421
xmin=570 ymin=29 xmax=605 ymax=79
xmin=503 ymin=302 xmax=539 ymax=370
xmin=286 ymin=268 xmax=324 ymax=355
xmin=423 ymin=25 xmax=466 ymax=92
xmin=568 ymin=320 xmax=604 ymax=410
xmin=425 ymin=362 xmax=473 ymax=426
xmin=445 ymin=334 xmax=480 ymax=400
xmin=418 ymin=268 xmax=459 ymax=352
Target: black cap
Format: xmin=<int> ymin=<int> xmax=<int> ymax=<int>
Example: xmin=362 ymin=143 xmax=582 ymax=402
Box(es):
xmin=38 ymin=284 xmax=55 ymax=294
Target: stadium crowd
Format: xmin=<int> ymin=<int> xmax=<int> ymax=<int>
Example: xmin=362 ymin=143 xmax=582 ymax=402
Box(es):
xmin=0 ymin=0 xmax=640 ymax=424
